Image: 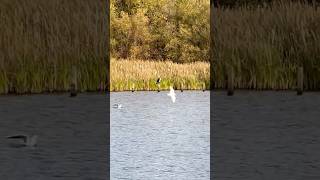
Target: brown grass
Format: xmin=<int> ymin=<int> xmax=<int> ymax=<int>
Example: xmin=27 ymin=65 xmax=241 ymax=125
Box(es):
xmin=111 ymin=58 xmax=209 ymax=91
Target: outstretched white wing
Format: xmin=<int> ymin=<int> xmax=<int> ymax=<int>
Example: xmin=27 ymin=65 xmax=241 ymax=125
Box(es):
xmin=28 ymin=135 xmax=38 ymax=146
xmin=171 ymin=94 xmax=176 ymax=103
xmin=167 ymin=86 xmax=176 ymax=103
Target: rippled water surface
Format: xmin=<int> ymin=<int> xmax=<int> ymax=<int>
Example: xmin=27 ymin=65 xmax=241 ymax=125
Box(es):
xmin=0 ymin=94 xmax=108 ymax=180
xmin=213 ymin=91 xmax=320 ymax=180
xmin=111 ymin=91 xmax=210 ymax=180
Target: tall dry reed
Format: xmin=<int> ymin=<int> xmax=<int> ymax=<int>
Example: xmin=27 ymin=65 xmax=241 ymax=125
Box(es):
xmin=111 ymin=58 xmax=209 ymax=91
xmin=212 ymin=1 xmax=320 ymax=90
xmin=0 ymin=0 xmax=107 ymax=94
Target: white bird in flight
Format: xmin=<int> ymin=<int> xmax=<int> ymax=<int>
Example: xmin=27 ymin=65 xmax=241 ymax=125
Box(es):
xmin=167 ymin=86 xmax=176 ymax=103
xmin=7 ymin=134 xmax=38 ymax=147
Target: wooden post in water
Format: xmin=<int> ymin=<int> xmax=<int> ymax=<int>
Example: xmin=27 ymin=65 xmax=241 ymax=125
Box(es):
xmin=210 ymin=0 xmax=216 ymax=91
xmin=297 ymin=66 xmax=303 ymax=95
xmin=54 ymin=63 xmax=57 ymax=92
xmin=70 ymin=66 xmax=77 ymax=97
xmin=131 ymin=83 xmax=135 ymax=92
xmin=202 ymin=82 xmax=206 ymax=92
xmin=99 ymin=81 xmax=104 ymax=92
xmin=227 ymin=67 xmax=234 ymax=96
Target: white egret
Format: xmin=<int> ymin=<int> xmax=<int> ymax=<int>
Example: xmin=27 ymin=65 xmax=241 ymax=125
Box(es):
xmin=167 ymin=86 xmax=176 ymax=103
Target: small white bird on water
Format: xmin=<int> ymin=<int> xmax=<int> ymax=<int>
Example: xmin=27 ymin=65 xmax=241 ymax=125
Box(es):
xmin=113 ymin=104 xmax=123 ymax=109
xmin=7 ymin=134 xmax=38 ymax=147
xmin=167 ymin=86 xmax=176 ymax=103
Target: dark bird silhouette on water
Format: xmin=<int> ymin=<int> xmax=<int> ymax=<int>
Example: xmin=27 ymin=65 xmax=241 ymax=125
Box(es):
xmin=7 ymin=135 xmax=38 ymax=147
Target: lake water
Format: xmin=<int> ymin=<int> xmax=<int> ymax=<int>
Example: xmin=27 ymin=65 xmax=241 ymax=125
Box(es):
xmin=111 ymin=91 xmax=210 ymax=180
xmin=2 ymin=91 xmax=318 ymax=179
xmin=212 ymin=91 xmax=320 ymax=180
xmin=0 ymin=94 xmax=108 ymax=180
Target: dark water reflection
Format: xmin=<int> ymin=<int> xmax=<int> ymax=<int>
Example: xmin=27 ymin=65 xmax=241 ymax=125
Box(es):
xmin=0 ymin=94 xmax=108 ymax=180
xmin=213 ymin=91 xmax=320 ymax=180
xmin=111 ymin=91 xmax=210 ymax=180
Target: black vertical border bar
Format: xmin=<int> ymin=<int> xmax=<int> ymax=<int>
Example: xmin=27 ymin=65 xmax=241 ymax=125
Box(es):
xmin=210 ymin=0 xmax=215 ymax=180
xmin=105 ymin=0 xmax=110 ymax=179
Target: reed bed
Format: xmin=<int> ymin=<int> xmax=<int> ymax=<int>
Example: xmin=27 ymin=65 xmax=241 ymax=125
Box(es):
xmin=110 ymin=58 xmax=209 ymax=91
xmin=0 ymin=0 xmax=107 ymax=94
xmin=212 ymin=1 xmax=320 ymax=90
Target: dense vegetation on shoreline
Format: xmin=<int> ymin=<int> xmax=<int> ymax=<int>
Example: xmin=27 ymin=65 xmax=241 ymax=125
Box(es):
xmin=112 ymin=0 xmax=320 ymax=91
xmin=111 ymin=58 xmax=209 ymax=91
xmin=1 ymin=0 xmax=319 ymax=94
xmin=110 ymin=0 xmax=210 ymax=91
xmin=0 ymin=0 xmax=107 ymax=94
xmin=212 ymin=1 xmax=320 ymax=90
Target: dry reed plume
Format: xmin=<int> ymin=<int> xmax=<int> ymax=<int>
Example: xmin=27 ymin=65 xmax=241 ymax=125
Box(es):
xmin=111 ymin=58 xmax=209 ymax=91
